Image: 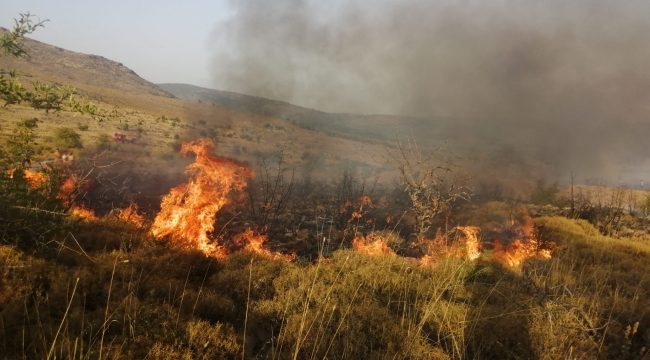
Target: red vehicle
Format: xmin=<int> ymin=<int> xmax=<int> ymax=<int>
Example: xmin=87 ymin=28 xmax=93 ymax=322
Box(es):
xmin=113 ymin=132 xmax=138 ymax=143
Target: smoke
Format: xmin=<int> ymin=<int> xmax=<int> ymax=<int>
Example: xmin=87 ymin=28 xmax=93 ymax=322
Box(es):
xmin=208 ymin=0 xmax=650 ymax=180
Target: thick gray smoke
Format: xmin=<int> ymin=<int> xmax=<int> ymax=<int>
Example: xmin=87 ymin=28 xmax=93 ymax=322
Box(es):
xmin=208 ymin=0 xmax=650 ymax=181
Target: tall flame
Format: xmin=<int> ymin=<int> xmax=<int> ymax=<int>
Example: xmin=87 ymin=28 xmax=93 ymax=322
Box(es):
xmin=457 ymin=226 xmax=482 ymax=261
xmin=150 ymin=139 xmax=253 ymax=256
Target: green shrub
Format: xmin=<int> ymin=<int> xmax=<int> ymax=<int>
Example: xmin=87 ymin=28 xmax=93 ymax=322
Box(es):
xmin=53 ymin=127 xmax=83 ymax=148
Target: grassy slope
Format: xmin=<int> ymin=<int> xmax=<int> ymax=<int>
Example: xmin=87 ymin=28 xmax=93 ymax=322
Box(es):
xmin=0 ymin=33 xmax=391 ymax=181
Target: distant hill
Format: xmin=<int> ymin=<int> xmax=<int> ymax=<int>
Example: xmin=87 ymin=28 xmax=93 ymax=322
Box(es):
xmin=0 ymin=28 xmax=548 ymax=193
xmin=0 ymin=27 xmax=174 ymax=100
xmin=158 ymin=83 xmax=451 ymax=144
xmin=0 ymin=30 xmax=407 ymax=186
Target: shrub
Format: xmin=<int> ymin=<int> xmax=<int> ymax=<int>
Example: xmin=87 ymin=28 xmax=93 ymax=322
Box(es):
xmin=96 ymin=133 xmax=112 ymax=151
xmin=53 ymin=127 xmax=83 ymax=148
xmin=18 ymin=118 xmax=38 ymax=128
xmin=531 ymin=180 xmax=561 ymax=205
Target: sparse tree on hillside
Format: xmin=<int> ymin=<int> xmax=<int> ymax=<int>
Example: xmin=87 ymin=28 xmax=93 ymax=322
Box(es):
xmin=0 ymin=13 xmax=106 ymax=246
xmin=0 ymin=13 xmax=104 ymax=119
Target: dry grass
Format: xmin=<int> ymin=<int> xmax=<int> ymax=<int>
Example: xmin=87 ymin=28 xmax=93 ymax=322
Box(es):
xmin=1 ymin=211 xmax=649 ymax=359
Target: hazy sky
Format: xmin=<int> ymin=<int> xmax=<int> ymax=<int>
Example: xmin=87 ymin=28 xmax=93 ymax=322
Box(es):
xmin=0 ymin=0 xmax=231 ymax=87
xmin=3 ymin=0 xmax=650 ymax=180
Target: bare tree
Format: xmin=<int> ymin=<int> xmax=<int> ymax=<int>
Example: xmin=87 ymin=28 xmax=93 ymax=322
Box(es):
xmin=245 ymin=150 xmax=295 ymax=233
xmin=388 ymin=135 xmax=472 ymax=239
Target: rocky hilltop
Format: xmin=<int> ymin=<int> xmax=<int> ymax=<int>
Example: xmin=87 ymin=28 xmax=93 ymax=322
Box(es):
xmin=0 ymin=27 xmax=173 ymax=99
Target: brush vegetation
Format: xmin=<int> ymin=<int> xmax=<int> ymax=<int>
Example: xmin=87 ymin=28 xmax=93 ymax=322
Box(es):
xmin=1 ymin=213 xmax=650 ymax=359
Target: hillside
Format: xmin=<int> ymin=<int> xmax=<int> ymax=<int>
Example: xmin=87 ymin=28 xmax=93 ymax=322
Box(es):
xmin=0 ymin=28 xmax=173 ymax=99
xmin=0 ymin=31 xmax=415 ymax=215
xmin=159 ymin=83 xmax=451 ymax=145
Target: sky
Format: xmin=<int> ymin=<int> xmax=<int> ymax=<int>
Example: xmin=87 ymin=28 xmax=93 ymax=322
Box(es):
xmin=0 ymin=0 xmax=231 ymax=87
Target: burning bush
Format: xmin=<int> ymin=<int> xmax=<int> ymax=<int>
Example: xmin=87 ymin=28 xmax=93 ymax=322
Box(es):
xmin=150 ymin=138 xmax=253 ymax=256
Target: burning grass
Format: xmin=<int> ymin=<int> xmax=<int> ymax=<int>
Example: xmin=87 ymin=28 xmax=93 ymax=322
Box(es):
xmin=352 ymin=206 xmax=553 ymax=271
xmin=234 ymin=228 xmax=295 ymax=261
xmin=351 ymin=232 xmax=396 ymax=256
xmin=0 ymin=144 xmax=647 ymax=359
xmin=1 ymin=201 xmax=649 ymax=359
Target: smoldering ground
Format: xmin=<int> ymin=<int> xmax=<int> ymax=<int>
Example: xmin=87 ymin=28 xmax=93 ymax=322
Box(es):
xmin=208 ymin=0 xmax=650 ymax=182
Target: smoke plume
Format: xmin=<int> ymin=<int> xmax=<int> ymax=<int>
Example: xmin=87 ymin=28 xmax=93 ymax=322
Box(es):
xmin=208 ymin=0 xmax=650 ymax=181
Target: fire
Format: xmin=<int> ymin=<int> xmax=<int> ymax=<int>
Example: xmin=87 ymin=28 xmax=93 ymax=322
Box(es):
xmin=457 ymin=226 xmax=482 ymax=261
xmin=352 ymin=232 xmax=396 ymax=256
xmin=52 ymin=175 xmax=98 ymax=220
xmin=492 ymin=208 xmax=554 ymax=269
xmin=352 ymin=206 xmax=552 ymax=271
xmin=493 ymin=236 xmax=552 ymax=269
xmin=70 ymin=205 xmax=98 ymax=221
xmin=415 ymin=227 xmax=480 ymax=266
xmin=23 ymin=170 xmax=48 ymax=188
xmin=119 ymin=203 xmax=145 ymax=228
xmin=234 ymin=229 xmax=295 ymax=261
xmin=7 ymin=168 xmax=48 ymax=189
xmin=150 ymin=139 xmax=253 ymax=257
xmin=57 ymin=176 xmax=78 ymax=206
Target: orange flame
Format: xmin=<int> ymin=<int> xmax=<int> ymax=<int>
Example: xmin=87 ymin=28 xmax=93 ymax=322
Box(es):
xmin=234 ymin=229 xmax=294 ymax=261
xmin=493 ymin=237 xmax=552 ymax=269
xmin=492 ymin=208 xmax=554 ymax=269
xmin=57 ymin=176 xmax=78 ymax=206
xmin=352 ymin=232 xmax=396 ymax=256
xmin=70 ymin=205 xmax=98 ymax=221
xmin=150 ymin=139 xmax=253 ymax=257
xmin=457 ymin=226 xmax=482 ymax=261
xmin=418 ymin=254 xmax=437 ymax=266
xmin=23 ymin=170 xmax=48 ymax=188
xmin=119 ymin=203 xmax=145 ymax=228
